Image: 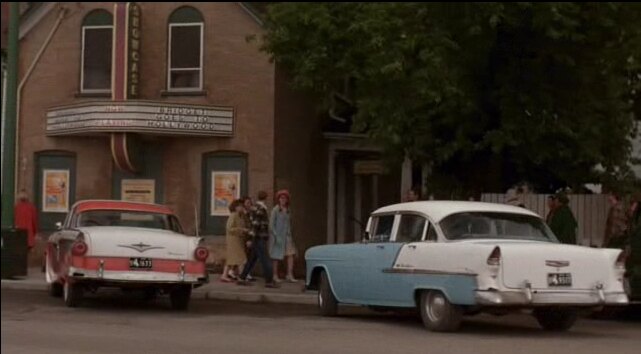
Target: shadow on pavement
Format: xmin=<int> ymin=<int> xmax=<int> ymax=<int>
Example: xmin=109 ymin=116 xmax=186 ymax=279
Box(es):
xmin=335 ymin=308 xmax=639 ymax=338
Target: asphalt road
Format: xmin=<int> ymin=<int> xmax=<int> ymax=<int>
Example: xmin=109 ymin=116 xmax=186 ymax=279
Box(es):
xmin=2 ymin=289 xmax=640 ymax=354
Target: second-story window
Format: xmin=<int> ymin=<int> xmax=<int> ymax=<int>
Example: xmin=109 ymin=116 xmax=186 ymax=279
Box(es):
xmin=81 ymin=10 xmax=113 ymax=93
xmin=167 ymin=7 xmax=204 ymax=91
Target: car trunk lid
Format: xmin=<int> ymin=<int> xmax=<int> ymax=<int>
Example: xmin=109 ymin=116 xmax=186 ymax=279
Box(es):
xmin=80 ymin=226 xmax=193 ymax=261
xmin=496 ymin=242 xmax=610 ymax=290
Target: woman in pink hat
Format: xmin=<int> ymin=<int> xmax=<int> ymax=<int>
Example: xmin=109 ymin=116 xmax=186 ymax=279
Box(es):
xmin=269 ymin=189 xmax=297 ymax=282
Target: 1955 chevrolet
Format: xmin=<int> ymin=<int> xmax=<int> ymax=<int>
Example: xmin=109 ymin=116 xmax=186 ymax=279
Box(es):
xmin=305 ymin=201 xmax=628 ymax=332
xmin=45 ymin=200 xmax=209 ymax=310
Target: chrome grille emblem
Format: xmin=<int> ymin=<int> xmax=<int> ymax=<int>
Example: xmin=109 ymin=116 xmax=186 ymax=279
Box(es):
xmin=118 ymin=242 xmax=164 ymax=253
xmin=545 ymin=260 xmax=570 ymax=268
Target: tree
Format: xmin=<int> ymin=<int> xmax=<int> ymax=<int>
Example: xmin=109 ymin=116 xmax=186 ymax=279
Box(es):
xmin=259 ymin=3 xmax=641 ymax=193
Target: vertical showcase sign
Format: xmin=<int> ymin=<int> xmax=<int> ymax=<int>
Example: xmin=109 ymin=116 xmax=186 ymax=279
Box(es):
xmin=111 ymin=2 xmax=142 ymax=174
xmin=127 ymin=2 xmax=141 ymax=99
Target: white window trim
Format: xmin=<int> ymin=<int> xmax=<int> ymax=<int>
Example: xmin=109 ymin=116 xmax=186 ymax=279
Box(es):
xmin=80 ymin=25 xmax=113 ymax=93
xmin=167 ymin=22 xmax=204 ymax=92
xmin=392 ymin=213 xmax=428 ymax=243
xmin=370 ymin=214 xmax=398 ymax=243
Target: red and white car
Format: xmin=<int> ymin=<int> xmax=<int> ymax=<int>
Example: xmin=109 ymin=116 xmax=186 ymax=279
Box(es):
xmin=45 ymin=200 xmax=209 ymax=309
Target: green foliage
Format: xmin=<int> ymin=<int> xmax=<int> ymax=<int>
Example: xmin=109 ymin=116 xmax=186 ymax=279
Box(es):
xmin=260 ymin=2 xmax=641 ymax=192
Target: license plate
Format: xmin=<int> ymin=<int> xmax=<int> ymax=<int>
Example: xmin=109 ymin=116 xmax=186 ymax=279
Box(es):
xmin=547 ymin=273 xmax=572 ymax=287
xmin=129 ymin=257 xmax=152 ymax=269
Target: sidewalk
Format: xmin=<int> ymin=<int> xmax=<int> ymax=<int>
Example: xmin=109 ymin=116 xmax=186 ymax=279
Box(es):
xmin=1 ymin=268 xmax=316 ymax=306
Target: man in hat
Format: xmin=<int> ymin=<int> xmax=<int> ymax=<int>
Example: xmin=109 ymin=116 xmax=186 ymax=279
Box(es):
xmin=548 ymin=192 xmax=577 ymax=245
xmin=14 ymin=189 xmax=38 ymax=251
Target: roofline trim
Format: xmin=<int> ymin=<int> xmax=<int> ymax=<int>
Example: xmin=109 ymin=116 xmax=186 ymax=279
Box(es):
xmin=19 ymin=2 xmax=58 ymax=40
xmin=237 ymin=2 xmax=264 ymax=27
xmin=18 ymin=3 xmax=264 ymax=40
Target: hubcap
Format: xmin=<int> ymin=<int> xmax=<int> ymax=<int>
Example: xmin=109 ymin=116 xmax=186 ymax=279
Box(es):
xmin=63 ymin=282 xmax=69 ymax=301
xmin=426 ymin=292 xmax=447 ymax=322
xmin=319 ymin=291 xmax=324 ymax=308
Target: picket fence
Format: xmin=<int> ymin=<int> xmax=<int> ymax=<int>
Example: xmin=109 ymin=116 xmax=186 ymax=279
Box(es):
xmin=481 ymin=194 xmax=609 ymax=247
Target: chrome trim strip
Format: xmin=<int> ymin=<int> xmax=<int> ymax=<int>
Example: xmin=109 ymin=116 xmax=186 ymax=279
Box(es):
xmin=382 ymin=268 xmax=477 ymax=276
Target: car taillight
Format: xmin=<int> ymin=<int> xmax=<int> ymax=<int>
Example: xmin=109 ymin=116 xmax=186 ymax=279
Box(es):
xmin=615 ymin=251 xmax=627 ymax=269
xmin=487 ymin=246 xmax=501 ymax=266
xmin=194 ymin=247 xmax=209 ymax=261
xmin=72 ymin=241 xmax=88 ymax=256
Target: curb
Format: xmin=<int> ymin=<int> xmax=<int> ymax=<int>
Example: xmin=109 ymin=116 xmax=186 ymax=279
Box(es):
xmin=1 ymin=280 xmax=47 ymax=292
xmin=1 ymin=280 xmax=316 ymax=306
xmin=201 ymin=290 xmax=316 ymax=305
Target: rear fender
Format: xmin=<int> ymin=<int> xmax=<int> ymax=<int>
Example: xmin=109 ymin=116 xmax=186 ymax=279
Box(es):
xmin=413 ymin=274 xmax=478 ymax=306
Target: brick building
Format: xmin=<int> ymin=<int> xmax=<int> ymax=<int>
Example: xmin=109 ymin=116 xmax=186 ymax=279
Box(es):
xmin=12 ymin=2 xmax=402 ymax=270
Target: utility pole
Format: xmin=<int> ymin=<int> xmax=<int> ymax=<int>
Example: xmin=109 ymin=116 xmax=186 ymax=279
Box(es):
xmin=1 ymin=2 xmax=19 ymax=229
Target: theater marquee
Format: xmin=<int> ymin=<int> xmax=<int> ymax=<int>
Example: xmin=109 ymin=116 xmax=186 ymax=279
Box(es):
xmin=46 ymin=101 xmax=234 ymax=136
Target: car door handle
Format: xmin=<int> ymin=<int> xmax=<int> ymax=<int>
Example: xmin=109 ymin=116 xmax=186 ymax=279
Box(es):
xmin=376 ymin=245 xmax=385 ymax=249
xmin=408 ymin=245 xmax=417 ymax=250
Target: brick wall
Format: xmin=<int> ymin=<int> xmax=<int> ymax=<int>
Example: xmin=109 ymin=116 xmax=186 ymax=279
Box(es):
xmin=17 ymin=2 xmax=274 ymax=234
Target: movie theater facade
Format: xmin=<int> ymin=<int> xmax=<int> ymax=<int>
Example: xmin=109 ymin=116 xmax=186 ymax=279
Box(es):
xmin=15 ymin=2 xmax=402 ymax=263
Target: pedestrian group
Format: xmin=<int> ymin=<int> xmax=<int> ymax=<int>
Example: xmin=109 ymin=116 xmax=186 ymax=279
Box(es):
xmin=220 ymin=189 xmax=297 ymax=288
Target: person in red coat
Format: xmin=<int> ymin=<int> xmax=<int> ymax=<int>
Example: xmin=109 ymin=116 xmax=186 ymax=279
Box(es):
xmin=14 ymin=190 xmax=38 ymax=250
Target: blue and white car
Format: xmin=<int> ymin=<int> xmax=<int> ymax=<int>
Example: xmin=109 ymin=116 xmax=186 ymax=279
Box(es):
xmin=305 ymin=201 xmax=628 ymax=332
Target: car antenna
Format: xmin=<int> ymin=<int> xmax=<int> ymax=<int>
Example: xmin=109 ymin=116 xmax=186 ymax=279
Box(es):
xmin=194 ymin=203 xmax=200 ymax=237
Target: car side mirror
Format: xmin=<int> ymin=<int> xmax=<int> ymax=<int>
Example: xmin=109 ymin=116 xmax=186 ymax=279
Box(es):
xmin=55 ymin=222 xmax=62 ymax=230
xmin=361 ymin=231 xmax=370 ymax=243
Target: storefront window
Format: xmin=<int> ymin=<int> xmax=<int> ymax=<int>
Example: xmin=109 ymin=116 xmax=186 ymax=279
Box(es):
xmin=168 ymin=7 xmax=204 ymax=91
xmin=81 ymin=10 xmax=113 ymax=93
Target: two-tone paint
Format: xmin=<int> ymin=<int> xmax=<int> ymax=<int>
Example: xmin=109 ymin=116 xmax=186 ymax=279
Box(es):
xmin=45 ymin=200 xmax=209 ymax=288
xmin=306 ymin=201 xmax=628 ymax=309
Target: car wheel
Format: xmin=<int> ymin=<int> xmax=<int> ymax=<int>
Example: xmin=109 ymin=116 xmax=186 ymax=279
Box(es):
xmin=591 ymin=306 xmax=623 ymax=320
xmin=63 ymin=281 xmax=84 ymax=308
xmin=170 ymin=285 xmax=192 ymax=310
xmin=142 ymin=287 xmax=158 ymax=302
xmin=45 ymin=259 xmax=63 ymax=298
xmin=533 ymin=307 xmax=578 ymax=331
xmin=419 ymin=290 xmax=463 ymax=332
xmin=49 ymin=282 xmax=63 ymax=298
xmin=318 ymin=271 xmax=338 ymax=316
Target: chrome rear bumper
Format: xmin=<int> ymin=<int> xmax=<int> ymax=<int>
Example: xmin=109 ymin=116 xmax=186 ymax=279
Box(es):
xmin=475 ymin=289 xmax=628 ymax=307
xmin=68 ymin=267 xmax=207 ymax=285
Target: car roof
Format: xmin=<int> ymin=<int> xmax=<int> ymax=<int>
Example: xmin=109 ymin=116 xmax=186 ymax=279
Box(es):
xmin=72 ymin=200 xmax=175 ymax=215
xmin=372 ymin=201 xmax=540 ymax=223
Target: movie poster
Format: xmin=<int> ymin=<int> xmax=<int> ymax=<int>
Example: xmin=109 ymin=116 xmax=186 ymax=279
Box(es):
xmin=42 ymin=169 xmax=70 ymax=213
xmin=211 ymin=171 xmax=240 ymax=216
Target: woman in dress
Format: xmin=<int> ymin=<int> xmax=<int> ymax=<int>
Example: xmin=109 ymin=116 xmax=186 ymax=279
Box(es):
xmin=220 ymin=199 xmax=249 ymax=282
xmin=270 ymin=190 xmax=297 ymax=282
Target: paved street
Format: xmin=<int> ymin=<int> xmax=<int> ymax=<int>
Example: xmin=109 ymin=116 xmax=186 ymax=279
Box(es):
xmin=2 ymin=289 xmax=640 ymax=354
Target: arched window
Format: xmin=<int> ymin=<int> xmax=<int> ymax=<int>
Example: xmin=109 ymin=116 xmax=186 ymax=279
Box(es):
xmin=167 ymin=7 xmax=204 ymax=91
xmin=80 ymin=10 xmax=113 ymax=93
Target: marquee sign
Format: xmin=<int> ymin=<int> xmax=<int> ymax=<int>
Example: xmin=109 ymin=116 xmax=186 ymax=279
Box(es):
xmin=46 ymin=101 xmax=234 ymax=137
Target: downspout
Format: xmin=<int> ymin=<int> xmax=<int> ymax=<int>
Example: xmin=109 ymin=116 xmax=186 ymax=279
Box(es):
xmin=1 ymin=2 xmax=20 ymax=229
xmin=14 ymin=6 xmax=67 ymax=194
